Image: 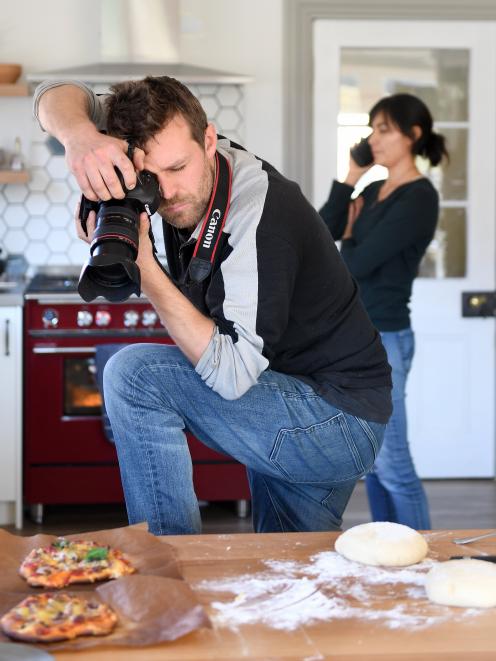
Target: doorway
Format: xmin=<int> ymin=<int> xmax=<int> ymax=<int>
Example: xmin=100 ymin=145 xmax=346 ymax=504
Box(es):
xmin=312 ymin=20 xmax=496 ymax=477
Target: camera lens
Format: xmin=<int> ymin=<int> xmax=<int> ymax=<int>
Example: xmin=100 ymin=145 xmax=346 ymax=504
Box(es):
xmin=77 ymin=168 xmax=161 ymax=302
xmin=78 ymin=201 xmax=141 ymax=302
xmin=91 ymin=263 xmax=129 ymax=285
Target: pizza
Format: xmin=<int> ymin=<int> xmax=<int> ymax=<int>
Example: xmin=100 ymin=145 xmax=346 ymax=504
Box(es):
xmin=0 ymin=592 xmax=117 ymax=643
xmin=19 ymin=537 xmax=136 ymax=588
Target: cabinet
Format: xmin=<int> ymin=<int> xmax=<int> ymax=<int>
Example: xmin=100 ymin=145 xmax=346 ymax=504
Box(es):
xmin=0 ymin=306 xmax=22 ymax=527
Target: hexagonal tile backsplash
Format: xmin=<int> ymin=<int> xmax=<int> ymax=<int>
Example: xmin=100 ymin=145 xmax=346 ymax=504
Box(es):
xmin=0 ymin=83 xmax=245 ymax=268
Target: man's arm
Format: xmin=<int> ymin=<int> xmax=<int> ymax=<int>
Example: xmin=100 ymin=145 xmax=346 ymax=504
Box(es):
xmin=34 ymin=82 xmax=136 ymax=201
xmin=135 ymin=216 xmax=215 ymax=365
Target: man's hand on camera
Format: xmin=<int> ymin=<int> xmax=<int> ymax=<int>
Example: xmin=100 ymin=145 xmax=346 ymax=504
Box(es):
xmin=75 ymin=207 xmax=156 ymax=267
xmin=75 ymin=203 xmax=95 ymax=244
xmin=65 ymin=128 xmax=143 ymax=202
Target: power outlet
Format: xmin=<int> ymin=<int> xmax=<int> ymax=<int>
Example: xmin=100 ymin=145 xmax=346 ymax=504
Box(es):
xmin=462 ymin=291 xmax=496 ymax=317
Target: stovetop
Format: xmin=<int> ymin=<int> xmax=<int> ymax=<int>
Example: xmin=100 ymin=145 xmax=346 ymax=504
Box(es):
xmin=24 ymin=266 xmax=81 ymax=295
xmin=24 ymin=266 xmax=148 ymax=305
xmin=25 ymin=273 xmax=79 ymax=294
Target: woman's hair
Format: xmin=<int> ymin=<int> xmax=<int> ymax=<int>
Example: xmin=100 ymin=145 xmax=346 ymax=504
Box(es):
xmin=105 ymin=76 xmax=208 ymax=149
xmin=369 ymin=93 xmax=449 ymax=166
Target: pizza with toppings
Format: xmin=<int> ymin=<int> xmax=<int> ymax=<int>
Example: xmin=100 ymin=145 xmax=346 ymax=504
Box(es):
xmin=0 ymin=593 xmax=117 ymax=643
xmin=19 ymin=537 xmax=136 ymax=588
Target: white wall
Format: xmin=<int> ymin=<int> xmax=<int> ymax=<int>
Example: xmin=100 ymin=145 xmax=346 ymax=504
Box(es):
xmin=0 ymin=0 xmax=102 ymax=158
xmin=180 ymin=0 xmax=283 ymax=168
xmin=0 ymin=0 xmax=284 ymax=170
xmin=0 ymin=0 xmax=102 ymax=70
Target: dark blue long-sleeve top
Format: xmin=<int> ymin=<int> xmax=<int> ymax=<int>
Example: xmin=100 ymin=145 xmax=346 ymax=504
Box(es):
xmin=319 ymin=178 xmax=439 ymax=331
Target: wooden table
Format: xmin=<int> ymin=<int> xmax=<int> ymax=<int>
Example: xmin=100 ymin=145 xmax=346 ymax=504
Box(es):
xmin=52 ymin=529 xmax=496 ymax=660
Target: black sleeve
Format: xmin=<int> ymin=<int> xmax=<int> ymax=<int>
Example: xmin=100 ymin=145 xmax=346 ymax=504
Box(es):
xmin=340 ymin=185 xmax=439 ymax=278
xmin=318 ymin=180 xmax=354 ymax=240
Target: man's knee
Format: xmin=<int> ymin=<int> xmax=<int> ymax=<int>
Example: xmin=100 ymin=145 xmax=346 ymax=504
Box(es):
xmin=103 ymin=343 xmax=193 ymax=402
xmin=104 ymin=345 xmax=137 ymax=392
xmin=103 ymin=344 xmax=162 ymax=399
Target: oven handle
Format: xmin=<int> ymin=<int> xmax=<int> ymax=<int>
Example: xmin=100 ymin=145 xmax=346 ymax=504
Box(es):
xmin=3 ymin=319 xmax=10 ymax=356
xmin=33 ymin=347 xmax=96 ymax=355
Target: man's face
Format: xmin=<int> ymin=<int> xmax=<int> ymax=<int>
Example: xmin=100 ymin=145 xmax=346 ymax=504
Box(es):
xmin=143 ymin=114 xmax=217 ymax=230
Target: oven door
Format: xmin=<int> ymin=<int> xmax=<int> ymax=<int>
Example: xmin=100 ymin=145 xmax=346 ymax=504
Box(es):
xmin=24 ymin=333 xmax=251 ymax=504
xmin=24 ymin=337 xmax=129 ymax=463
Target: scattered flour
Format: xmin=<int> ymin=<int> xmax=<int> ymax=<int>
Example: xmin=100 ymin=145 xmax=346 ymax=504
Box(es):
xmin=198 ymin=551 xmax=482 ymax=631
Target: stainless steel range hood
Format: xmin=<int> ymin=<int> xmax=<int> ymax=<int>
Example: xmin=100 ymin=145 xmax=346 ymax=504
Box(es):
xmin=27 ymin=62 xmax=249 ymax=86
xmin=27 ymin=0 xmax=250 ymax=86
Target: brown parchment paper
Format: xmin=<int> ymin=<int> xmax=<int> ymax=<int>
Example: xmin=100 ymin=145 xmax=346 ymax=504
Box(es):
xmin=0 ymin=525 xmax=211 ymax=650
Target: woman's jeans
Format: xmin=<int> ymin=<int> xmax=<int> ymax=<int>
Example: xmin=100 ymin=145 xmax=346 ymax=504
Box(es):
xmin=103 ymin=344 xmax=385 ymax=535
xmin=365 ymin=329 xmax=431 ymax=530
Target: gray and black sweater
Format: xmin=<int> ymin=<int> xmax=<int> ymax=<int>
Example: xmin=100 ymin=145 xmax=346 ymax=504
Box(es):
xmin=319 ymin=179 xmax=439 ymax=332
xmin=33 ymin=82 xmax=392 ymax=423
xmin=167 ymin=137 xmax=392 ymax=422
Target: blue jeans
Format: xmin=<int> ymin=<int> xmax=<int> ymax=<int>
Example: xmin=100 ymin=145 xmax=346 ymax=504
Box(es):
xmin=365 ymin=329 xmax=431 ymax=530
xmin=103 ymin=344 xmax=385 ymax=535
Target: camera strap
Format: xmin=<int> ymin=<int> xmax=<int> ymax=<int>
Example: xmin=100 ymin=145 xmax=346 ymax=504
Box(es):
xmin=188 ymin=151 xmax=232 ymax=283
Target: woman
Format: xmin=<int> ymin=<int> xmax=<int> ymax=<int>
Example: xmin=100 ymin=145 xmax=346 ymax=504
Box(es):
xmin=319 ymin=93 xmax=448 ymax=530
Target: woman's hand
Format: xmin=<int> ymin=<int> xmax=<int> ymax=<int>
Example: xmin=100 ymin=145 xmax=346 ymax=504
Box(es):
xmin=343 ymin=157 xmax=372 ymax=188
xmin=342 ymin=196 xmax=364 ymax=239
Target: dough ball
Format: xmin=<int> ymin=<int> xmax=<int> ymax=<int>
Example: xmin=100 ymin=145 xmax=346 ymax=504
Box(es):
xmin=334 ymin=521 xmax=428 ymax=567
xmin=425 ymin=559 xmax=496 ymax=608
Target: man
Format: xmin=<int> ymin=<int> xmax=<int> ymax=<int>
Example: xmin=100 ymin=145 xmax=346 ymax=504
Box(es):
xmin=34 ymin=77 xmax=392 ymax=535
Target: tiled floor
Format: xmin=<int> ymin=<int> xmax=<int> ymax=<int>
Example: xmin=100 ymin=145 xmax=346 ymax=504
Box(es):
xmin=5 ymin=479 xmax=496 ymax=536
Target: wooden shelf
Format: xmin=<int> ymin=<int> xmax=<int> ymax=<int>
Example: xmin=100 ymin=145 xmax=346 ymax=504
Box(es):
xmin=0 ymin=170 xmax=29 ymax=184
xmin=0 ymin=83 xmax=29 ymax=97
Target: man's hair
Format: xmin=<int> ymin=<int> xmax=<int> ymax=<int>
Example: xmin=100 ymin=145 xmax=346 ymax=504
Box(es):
xmin=105 ymin=76 xmax=208 ymax=148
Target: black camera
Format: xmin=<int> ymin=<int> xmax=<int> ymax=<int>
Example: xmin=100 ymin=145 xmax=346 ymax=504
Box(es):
xmin=350 ymin=137 xmax=374 ymax=167
xmin=78 ymin=169 xmax=161 ymax=302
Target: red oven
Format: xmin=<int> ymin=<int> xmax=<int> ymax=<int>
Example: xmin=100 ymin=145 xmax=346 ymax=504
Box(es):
xmin=23 ymin=270 xmax=250 ymax=523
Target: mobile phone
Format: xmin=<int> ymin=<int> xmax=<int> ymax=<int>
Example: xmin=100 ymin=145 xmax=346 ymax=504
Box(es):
xmin=350 ymin=138 xmax=373 ymax=167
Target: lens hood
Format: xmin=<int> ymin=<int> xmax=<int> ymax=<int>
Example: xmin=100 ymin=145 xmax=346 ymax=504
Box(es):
xmin=78 ymin=254 xmax=141 ymax=302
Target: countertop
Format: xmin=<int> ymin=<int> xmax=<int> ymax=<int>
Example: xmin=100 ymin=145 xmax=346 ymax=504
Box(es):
xmin=0 ymin=278 xmax=26 ymax=306
xmin=50 ymin=528 xmax=496 ymax=660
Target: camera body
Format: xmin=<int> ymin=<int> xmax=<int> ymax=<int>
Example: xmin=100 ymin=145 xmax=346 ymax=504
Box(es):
xmin=78 ymin=169 xmax=161 ymax=302
xmin=350 ymin=137 xmax=374 ymax=167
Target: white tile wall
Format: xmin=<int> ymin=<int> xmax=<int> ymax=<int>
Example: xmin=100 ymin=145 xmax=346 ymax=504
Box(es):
xmin=0 ymin=84 xmax=245 ymax=267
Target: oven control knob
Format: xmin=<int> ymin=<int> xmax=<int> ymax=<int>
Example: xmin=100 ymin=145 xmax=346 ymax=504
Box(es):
xmin=124 ymin=310 xmax=139 ymax=328
xmin=77 ymin=310 xmax=93 ymax=327
xmin=142 ymin=309 xmax=158 ymax=327
xmin=95 ymin=310 xmax=112 ymax=327
xmin=42 ymin=308 xmax=59 ymax=328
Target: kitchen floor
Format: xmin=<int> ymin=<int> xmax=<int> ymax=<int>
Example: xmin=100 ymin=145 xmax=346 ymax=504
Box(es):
xmin=4 ymin=479 xmax=496 ymax=536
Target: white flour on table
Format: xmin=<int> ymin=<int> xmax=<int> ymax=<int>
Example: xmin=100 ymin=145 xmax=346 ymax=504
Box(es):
xmin=198 ymin=551 xmax=482 ymax=631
